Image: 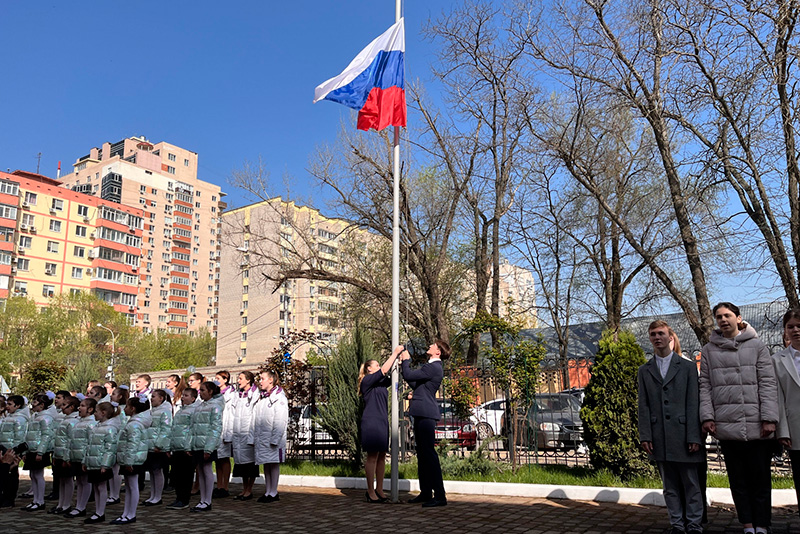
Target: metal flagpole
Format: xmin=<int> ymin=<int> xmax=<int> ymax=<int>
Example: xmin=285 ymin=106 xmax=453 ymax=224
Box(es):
xmin=390 ymin=0 xmax=403 ymax=505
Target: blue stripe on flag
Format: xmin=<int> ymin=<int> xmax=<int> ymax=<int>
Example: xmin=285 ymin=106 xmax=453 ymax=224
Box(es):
xmin=323 ymin=50 xmax=404 ymax=110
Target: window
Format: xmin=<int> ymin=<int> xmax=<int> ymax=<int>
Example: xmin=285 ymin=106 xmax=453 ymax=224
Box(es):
xmin=47 ymin=241 xmax=59 ymax=253
xmin=75 ymin=225 xmax=87 ymax=237
xmin=242 ymin=317 xmax=248 ymax=326
xmin=241 ymin=333 xmax=247 ymax=342
xmin=17 ymin=258 xmax=29 ymax=271
xmin=140 ymin=185 xmax=147 ymax=194
xmin=51 ymin=199 xmax=63 ymax=211
xmin=42 ymin=284 xmax=55 ymax=297
xmin=18 ymin=235 xmax=31 ymax=249
xmin=77 ymin=205 xmax=89 ymax=217
xmin=24 ymin=192 xmax=37 ymax=204
xmin=242 ymin=285 xmax=248 ymax=294
xmin=167 ymin=166 xmax=176 ymax=174
xmin=0 ymin=205 xmax=17 ymax=219
xmin=0 ymin=252 xmax=10 ymax=265
xmin=14 ymin=281 xmax=27 ymax=295
xmin=74 ymin=246 xmax=85 ymax=258
xmin=168 ymin=153 xmax=176 ymax=162
xmin=45 ymin=262 xmax=57 ymax=275
xmin=0 ymin=181 xmax=18 ymax=195
xmin=71 ymin=267 xmax=83 ymax=279
xmin=184 ymin=158 xmax=190 ymax=167
xmin=21 ymin=213 xmax=35 ymax=226
xmin=70 ymin=288 xmax=81 ymax=296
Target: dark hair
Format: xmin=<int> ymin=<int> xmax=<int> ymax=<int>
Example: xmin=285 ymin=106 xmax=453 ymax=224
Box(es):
xmin=55 ymin=390 xmax=71 ymax=398
xmin=238 ymin=371 xmax=255 ymax=388
xmin=33 ymin=394 xmax=52 ymax=408
xmin=173 ymin=377 xmax=189 ymax=405
xmin=96 ymin=401 xmax=119 ymax=418
xmin=435 ymin=338 xmax=451 ymax=361
xmin=90 ymin=385 xmax=106 ymax=398
xmin=201 ymin=381 xmax=220 ymax=396
xmin=152 ymin=389 xmax=168 ymax=402
xmin=64 ymin=396 xmax=80 ymax=411
xmin=112 ymin=387 xmax=129 ymax=404
xmin=713 ymin=302 xmax=745 ymax=330
xmin=7 ymin=395 xmax=24 ymax=407
xmin=81 ymin=398 xmax=98 ymax=412
xmin=189 ymin=372 xmax=204 ymax=384
xmin=104 ymin=380 xmax=118 ymax=389
xmin=126 ymin=397 xmax=150 ymax=413
xmin=137 ymin=374 xmax=152 ymax=385
xmin=167 ymin=374 xmax=181 ymax=384
xmin=713 ymin=302 xmax=741 ymax=316
xmin=182 ymin=387 xmax=198 ymax=400
xmin=260 ymin=369 xmax=281 ymax=387
xmin=782 ymin=308 xmax=800 ymax=328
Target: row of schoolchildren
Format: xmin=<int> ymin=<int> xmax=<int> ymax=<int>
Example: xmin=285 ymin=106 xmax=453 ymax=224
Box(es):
xmin=0 ymin=368 xmax=289 ymax=525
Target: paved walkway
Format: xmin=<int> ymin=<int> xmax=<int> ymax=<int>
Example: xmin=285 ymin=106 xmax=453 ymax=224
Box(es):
xmin=1 ymin=483 xmax=798 ymax=534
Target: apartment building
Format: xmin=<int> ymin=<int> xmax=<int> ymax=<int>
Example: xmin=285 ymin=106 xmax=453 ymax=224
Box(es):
xmin=59 ymin=137 xmax=224 ymax=335
xmin=217 ymin=198 xmax=359 ymax=367
xmin=0 ymin=170 xmax=144 ymax=318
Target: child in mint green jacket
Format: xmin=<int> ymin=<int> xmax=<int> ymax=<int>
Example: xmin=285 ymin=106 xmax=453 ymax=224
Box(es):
xmin=51 ymin=395 xmax=80 ymax=514
xmin=111 ymin=397 xmax=151 ymax=525
xmin=83 ymin=401 xmax=121 ymax=524
xmin=22 ymin=394 xmax=58 ymax=511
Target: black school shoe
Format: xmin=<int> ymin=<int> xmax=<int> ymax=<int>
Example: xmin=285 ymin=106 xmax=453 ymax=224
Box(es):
xmin=421 ymin=499 xmax=447 ymax=508
xmin=84 ymin=513 xmax=105 ymax=524
xmin=64 ymin=508 xmax=86 ymax=518
xmin=142 ymin=500 xmax=162 ymax=506
xmin=257 ymin=494 xmax=279 ymax=503
xmin=165 ymin=500 xmax=188 ymax=510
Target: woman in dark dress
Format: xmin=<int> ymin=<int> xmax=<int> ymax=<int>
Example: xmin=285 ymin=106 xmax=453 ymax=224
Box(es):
xmin=359 ymin=344 xmax=403 ymax=503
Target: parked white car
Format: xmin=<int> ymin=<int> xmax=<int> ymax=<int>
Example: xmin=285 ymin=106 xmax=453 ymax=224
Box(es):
xmin=470 ymin=398 xmax=506 ymax=439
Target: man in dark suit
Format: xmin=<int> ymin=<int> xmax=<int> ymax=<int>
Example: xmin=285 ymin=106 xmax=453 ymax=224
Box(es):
xmin=638 ymin=320 xmax=704 ymax=534
xmin=400 ymin=339 xmax=450 ymax=507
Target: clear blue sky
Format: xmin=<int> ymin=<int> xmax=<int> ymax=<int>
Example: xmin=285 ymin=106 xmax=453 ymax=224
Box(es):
xmin=0 ymin=1 xmax=453 ymax=209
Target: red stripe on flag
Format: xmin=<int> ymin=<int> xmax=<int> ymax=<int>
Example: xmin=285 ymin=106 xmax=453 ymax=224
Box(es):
xmin=357 ymin=86 xmax=406 ymax=131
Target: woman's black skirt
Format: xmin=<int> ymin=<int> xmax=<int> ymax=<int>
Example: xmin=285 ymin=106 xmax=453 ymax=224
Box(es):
xmin=361 ymin=416 xmax=390 ymax=453
xmin=86 ymin=467 xmax=114 ymax=484
xmin=144 ymin=451 xmax=169 ymax=471
xmin=232 ymin=462 xmax=259 ymax=478
xmin=191 ymin=450 xmax=217 ymax=465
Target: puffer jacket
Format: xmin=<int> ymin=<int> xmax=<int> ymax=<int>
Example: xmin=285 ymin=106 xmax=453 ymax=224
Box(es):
xmin=69 ymin=415 xmax=97 ymax=463
xmin=117 ymin=411 xmax=152 ymax=467
xmin=84 ymin=417 xmax=121 ymax=470
xmin=52 ymin=411 xmax=80 ymax=461
xmin=253 ymin=387 xmax=289 ymax=465
xmin=170 ymin=401 xmax=198 ymax=452
xmin=0 ymin=406 xmax=30 ymax=449
xmin=699 ymin=324 xmax=779 ymax=441
xmin=230 ymin=386 xmax=258 ymax=463
xmin=26 ymin=405 xmax=58 ymax=454
xmin=191 ymin=393 xmax=224 ymax=454
xmin=219 ymin=385 xmax=236 ymax=443
xmin=149 ymin=401 xmax=173 ymax=452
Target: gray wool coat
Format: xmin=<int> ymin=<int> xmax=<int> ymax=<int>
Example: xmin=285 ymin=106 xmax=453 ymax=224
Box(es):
xmin=772 ymin=346 xmax=800 ymax=451
xmin=699 ymin=325 xmax=778 ymax=441
xmin=637 ymin=354 xmax=703 ymax=463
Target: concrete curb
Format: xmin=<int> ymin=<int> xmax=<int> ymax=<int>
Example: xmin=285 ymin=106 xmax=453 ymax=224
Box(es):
xmin=273 ymin=475 xmax=797 ymax=507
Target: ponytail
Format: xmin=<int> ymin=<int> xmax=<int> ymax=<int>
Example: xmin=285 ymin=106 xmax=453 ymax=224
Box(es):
xmin=357 ymin=360 xmax=378 ymax=396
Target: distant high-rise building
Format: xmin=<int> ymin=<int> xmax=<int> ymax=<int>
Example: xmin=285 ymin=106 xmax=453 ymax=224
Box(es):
xmin=0 ymin=170 xmax=144 ymax=318
xmin=217 ymin=198 xmax=360 ymax=366
xmin=59 ymin=136 xmax=225 ymax=335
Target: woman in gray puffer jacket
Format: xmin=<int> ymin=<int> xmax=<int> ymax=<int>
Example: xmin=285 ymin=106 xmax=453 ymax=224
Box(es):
xmin=699 ymin=302 xmax=778 ymax=534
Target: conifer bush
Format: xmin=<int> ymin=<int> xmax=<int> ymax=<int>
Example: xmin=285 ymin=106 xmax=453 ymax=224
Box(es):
xmin=581 ymin=329 xmax=655 ymax=480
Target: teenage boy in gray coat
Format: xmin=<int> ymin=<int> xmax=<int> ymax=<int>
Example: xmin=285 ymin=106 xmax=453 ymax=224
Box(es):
xmin=638 ymin=320 xmax=704 ymax=534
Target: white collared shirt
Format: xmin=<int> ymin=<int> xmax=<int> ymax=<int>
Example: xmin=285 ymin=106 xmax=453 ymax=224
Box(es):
xmin=428 ymin=357 xmax=441 ymax=364
xmin=789 ymin=345 xmax=800 ymax=377
xmin=655 ymin=351 xmax=673 ymax=379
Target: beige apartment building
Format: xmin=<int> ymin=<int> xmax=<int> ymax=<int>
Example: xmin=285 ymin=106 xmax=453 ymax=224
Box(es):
xmin=217 ymin=198 xmax=360 ymax=366
xmin=59 ymin=137 xmax=224 ymax=335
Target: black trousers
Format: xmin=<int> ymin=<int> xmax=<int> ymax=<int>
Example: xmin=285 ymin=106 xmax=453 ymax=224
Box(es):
xmin=720 ymin=439 xmax=773 ymax=527
xmin=789 ymin=449 xmax=800 ymax=518
xmin=170 ymin=451 xmax=194 ymax=505
xmin=0 ymin=465 xmax=19 ymax=505
xmin=413 ymin=417 xmax=445 ymax=500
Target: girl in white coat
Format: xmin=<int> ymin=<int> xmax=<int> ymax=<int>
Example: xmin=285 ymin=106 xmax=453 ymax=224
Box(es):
xmin=773 ymin=308 xmax=800 ymax=519
xmin=253 ymin=370 xmax=288 ymax=503
xmin=231 ymin=371 xmax=258 ymax=500
xmin=214 ymin=371 xmax=236 ymax=498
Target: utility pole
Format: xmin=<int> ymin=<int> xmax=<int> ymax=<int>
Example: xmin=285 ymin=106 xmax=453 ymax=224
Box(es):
xmin=35 ymin=152 xmax=42 ymax=174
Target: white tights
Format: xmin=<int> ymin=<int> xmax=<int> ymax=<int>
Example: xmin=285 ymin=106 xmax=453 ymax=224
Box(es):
xmin=108 ymin=463 xmax=121 ymax=500
xmin=147 ymin=468 xmax=164 ymax=503
xmin=30 ymin=468 xmax=45 ymax=505
xmin=122 ymin=473 xmax=139 ymax=519
xmin=263 ymin=463 xmax=280 ymax=497
xmin=75 ymin=473 xmax=91 ymax=511
xmin=93 ymin=480 xmax=108 ymax=517
xmin=197 ymin=460 xmax=214 ymax=505
xmin=58 ymin=473 xmax=74 ymax=510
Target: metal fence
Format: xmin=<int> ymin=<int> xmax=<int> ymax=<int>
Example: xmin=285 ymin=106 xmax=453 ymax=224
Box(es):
xmin=283 ymin=358 xmax=793 ymax=479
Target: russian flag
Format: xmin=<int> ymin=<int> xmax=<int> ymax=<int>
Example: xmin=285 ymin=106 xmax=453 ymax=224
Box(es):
xmin=314 ymin=18 xmax=406 ymax=131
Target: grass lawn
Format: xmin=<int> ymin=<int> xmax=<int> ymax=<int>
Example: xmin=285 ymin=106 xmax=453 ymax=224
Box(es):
xmin=279 ymin=459 xmax=796 ymax=490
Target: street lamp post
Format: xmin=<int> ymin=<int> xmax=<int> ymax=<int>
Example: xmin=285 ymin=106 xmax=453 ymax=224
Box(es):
xmin=97 ymin=323 xmax=116 ymax=381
